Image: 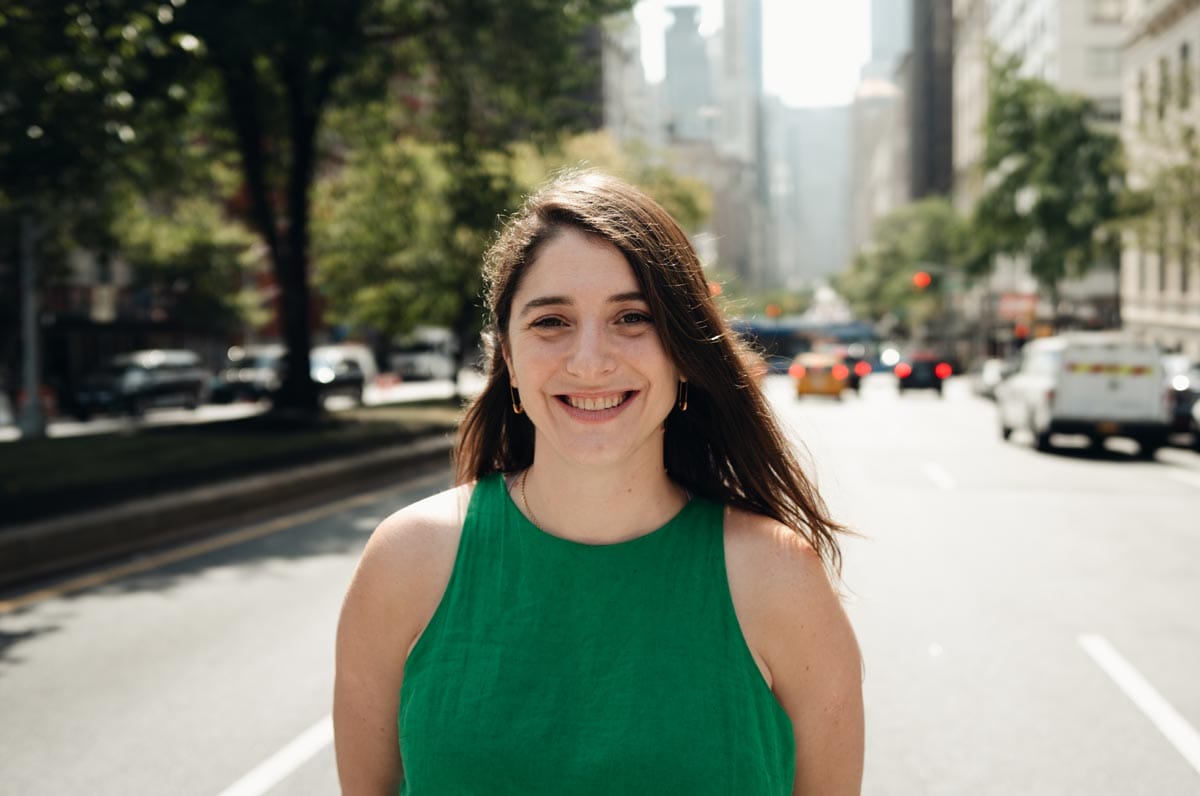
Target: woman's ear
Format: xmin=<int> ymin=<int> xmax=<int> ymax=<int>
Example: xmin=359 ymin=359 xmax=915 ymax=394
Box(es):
xmin=500 ymin=338 xmax=515 ymax=387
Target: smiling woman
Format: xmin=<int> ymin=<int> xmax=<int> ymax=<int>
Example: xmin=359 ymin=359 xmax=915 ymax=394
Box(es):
xmin=333 ymin=171 xmax=864 ymax=795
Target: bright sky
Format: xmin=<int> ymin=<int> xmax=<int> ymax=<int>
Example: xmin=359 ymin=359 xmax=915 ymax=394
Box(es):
xmin=635 ymin=0 xmax=871 ymax=107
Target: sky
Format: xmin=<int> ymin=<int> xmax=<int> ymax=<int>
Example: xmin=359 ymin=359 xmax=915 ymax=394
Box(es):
xmin=635 ymin=0 xmax=871 ymax=108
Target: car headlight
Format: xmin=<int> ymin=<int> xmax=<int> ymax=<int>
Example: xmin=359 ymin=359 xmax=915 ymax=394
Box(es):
xmin=1171 ymin=375 xmax=1190 ymax=391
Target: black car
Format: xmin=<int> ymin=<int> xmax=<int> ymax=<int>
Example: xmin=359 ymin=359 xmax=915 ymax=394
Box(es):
xmin=210 ymin=344 xmax=286 ymax=403
xmin=73 ymin=349 xmax=212 ymax=420
xmin=894 ymin=350 xmax=957 ymax=396
xmin=1165 ymin=359 xmax=1200 ymax=449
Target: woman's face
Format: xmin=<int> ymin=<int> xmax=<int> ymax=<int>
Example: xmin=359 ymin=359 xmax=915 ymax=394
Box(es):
xmin=503 ymin=227 xmax=682 ymax=471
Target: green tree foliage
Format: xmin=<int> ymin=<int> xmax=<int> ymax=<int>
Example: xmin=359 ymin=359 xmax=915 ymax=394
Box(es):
xmin=835 ymin=197 xmax=968 ymax=335
xmin=112 ymin=191 xmax=261 ymax=331
xmin=313 ymin=129 xmax=711 ymax=355
xmin=971 ymin=56 xmax=1126 ymax=300
xmin=4 ymin=0 xmax=636 ymax=416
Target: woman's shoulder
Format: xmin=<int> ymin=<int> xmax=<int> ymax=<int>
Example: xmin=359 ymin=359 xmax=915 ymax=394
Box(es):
xmin=723 ymin=505 xmax=828 ymax=590
xmin=347 ymin=481 xmax=476 ymax=629
xmin=366 ymin=481 xmax=476 ymax=574
xmin=722 ymin=506 xmax=852 ymax=675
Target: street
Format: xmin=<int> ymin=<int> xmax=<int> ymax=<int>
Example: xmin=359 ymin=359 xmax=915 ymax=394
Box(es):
xmin=1 ymin=375 xmax=1198 ymax=794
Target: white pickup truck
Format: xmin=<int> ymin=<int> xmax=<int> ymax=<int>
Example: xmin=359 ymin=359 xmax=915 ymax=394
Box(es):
xmin=995 ymin=332 xmax=1171 ymax=457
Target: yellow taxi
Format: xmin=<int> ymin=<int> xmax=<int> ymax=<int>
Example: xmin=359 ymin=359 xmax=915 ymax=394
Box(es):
xmin=788 ymin=351 xmax=851 ymax=399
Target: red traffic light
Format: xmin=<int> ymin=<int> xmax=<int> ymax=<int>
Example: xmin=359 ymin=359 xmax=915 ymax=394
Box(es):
xmin=912 ymin=271 xmax=932 ymax=289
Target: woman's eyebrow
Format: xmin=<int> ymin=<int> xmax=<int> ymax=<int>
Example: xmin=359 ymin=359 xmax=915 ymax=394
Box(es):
xmin=518 ymin=291 xmax=645 ymax=318
xmin=518 ymin=295 xmax=570 ymax=318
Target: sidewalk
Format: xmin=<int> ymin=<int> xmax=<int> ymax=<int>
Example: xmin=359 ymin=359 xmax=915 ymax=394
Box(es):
xmin=0 ymin=431 xmax=456 ymax=593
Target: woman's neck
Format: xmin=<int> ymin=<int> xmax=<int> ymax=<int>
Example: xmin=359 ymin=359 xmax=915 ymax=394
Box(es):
xmin=520 ymin=454 xmax=687 ymax=545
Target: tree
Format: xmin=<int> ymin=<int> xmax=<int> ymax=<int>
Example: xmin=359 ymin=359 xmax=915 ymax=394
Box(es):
xmin=5 ymin=1 xmax=637 ymax=418
xmin=971 ymin=55 xmax=1126 ymax=309
xmin=836 ymin=197 xmax=969 ymax=337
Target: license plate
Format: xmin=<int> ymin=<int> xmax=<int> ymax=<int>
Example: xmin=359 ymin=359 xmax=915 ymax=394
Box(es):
xmin=1096 ymin=422 xmax=1120 ymax=434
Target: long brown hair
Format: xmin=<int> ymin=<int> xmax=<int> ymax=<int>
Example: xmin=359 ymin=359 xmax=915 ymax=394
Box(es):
xmin=455 ymin=170 xmax=850 ymax=574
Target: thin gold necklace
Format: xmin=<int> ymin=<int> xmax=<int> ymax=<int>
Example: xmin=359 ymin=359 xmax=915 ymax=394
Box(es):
xmin=520 ymin=469 xmax=542 ymax=529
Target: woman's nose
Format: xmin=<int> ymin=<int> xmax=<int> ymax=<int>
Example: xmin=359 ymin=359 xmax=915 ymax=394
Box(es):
xmin=565 ymin=323 xmax=617 ymax=378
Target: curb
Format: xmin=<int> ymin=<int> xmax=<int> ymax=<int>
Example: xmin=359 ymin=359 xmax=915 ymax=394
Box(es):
xmin=0 ymin=433 xmax=455 ymax=592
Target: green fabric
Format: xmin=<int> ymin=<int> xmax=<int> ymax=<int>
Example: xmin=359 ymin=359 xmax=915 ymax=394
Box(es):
xmin=398 ymin=472 xmax=795 ymax=795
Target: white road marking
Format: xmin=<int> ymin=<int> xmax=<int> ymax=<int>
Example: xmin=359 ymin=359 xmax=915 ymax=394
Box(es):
xmin=1166 ymin=470 xmax=1200 ymax=490
xmin=1078 ymin=634 xmax=1200 ymax=776
xmin=217 ymin=714 xmax=333 ymax=796
xmin=922 ymin=462 xmax=956 ymax=491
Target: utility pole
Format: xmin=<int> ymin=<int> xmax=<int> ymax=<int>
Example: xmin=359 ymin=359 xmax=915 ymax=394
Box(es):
xmin=19 ymin=213 xmax=46 ymax=439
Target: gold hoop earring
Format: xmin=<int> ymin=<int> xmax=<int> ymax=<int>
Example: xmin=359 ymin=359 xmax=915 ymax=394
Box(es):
xmin=676 ymin=380 xmax=688 ymax=412
xmin=510 ymin=385 xmax=524 ymax=414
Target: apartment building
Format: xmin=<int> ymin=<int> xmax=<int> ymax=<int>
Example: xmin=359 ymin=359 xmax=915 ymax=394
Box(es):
xmin=1121 ymin=0 xmax=1200 ymax=357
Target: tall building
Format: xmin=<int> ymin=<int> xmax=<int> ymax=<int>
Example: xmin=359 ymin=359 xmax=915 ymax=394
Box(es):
xmin=1121 ymin=0 xmax=1200 ymax=357
xmin=987 ymin=0 xmax=1124 ymax=124
xmin=717 ymin=0 xmax=772 ymax=289
xmin=951 ymin=0 xmax=990 ymax=212
xmin=850 ymin=0 xmax=913 ymax=254
xmin=788 ymin=106 xmax=854 ymax=281
xmin=909 ymin=0 xmax=955 ymax=198
xmin=864 ymin=0 xmax=914 ymax=78
xmin=602 ymin=11 xmax=656 ymax=146
xmin=664 ymin=6 xmax=716 ymax=141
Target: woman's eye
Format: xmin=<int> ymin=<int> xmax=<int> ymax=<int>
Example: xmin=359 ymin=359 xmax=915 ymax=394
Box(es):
xmin=619 ymin=311 xmax=652 ymax=325
xmin=531 ymin=317 xmax=566 ymax=329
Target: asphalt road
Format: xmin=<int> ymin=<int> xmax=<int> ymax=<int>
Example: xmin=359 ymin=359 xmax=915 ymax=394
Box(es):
xmin=1 ymin=374 xmax=1198 ymax=794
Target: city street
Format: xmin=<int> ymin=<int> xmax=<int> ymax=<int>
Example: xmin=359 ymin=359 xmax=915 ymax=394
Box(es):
xmin=1 ymin=375 xmax=1198 ymax=794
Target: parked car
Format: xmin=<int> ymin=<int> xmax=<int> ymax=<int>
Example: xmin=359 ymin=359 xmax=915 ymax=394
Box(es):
xmin=1163 ymin=356 xmax=1200 ymax=449
xmin=212 ymin=343 xmax=372 ymax=406
xmin=389 ymin=327 xmax=456 ymax=382
xmin=789 ymin=351 xmax=850 ymax=399
xmin=995 ymin=332 xmax=1170 ymax=456
xmin=310 ymin=346 xmax=367 ymax=405
xmin=210 ymin=344 xmax=286 ymax=403
xmin=969 ymin=357 xmax=1018 ymax=401
xmin=73 ymin=349 xmax=212 ymax=420
xmin=894 ymin=350 xmax=957 ymax=396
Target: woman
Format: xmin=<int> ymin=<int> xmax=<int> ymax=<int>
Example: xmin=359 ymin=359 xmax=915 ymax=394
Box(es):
xmin=334 ymin=171 xmax=863 ymax=794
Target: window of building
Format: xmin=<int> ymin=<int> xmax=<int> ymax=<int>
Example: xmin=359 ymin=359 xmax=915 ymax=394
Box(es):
xmin=1088 ymin=0 xmax=1123 ymax=22
xmin=1086 ymin=47 xmax=1121 ymax=79
xmin=1159 ymin=216 xmax=1169 ymax=294
xmin=1159 ymin=57 xmax=1172 ymax=121
xmin=1183 ymin=209 xmax=1193 ymax=295
xmin=1138 ymin=70 xmax=1148 ymax=129
xmin=1137 ymin=231 xmax=1147 ymax=294
xmin=1182 ymin=43 xmax=1193 ymax=111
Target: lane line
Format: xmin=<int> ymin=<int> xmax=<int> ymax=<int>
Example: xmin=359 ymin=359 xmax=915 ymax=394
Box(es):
xmin=922 ymin=461 xmax=956 ymax=491
xmin=0 ymin=468 xmax=450 ymax=614
xmin=1078 ymin=634 xmax=1200 ymax=776
xmin=1166 ymin=470 xmax=1200 ymax=490
xmin=217 ymin=714 xmax=333 ymax=796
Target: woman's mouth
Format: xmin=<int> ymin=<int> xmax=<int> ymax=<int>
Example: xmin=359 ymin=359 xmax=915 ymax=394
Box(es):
xmin=559 ymin=391 xmax=634 ymax=411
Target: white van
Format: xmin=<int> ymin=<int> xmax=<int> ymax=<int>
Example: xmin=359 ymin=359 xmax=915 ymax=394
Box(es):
xmin=995 ymin=332 xmax=1171 ymax=457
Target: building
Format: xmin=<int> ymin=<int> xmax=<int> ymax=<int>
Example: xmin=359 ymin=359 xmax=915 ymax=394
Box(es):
xmin=1120 ymin=0 xmax=1200 ymax=358
xmin=952 ymin=0 xmax=990 ymax=211
xmin=664 ymin=5 xmax=717 ymax=141
xmin=602 ymin=11 xmax=656 ymax=146
xmin=909 ymin=0 xmax=956 ymax=198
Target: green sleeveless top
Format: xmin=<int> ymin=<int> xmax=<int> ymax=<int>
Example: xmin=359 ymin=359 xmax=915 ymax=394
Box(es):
xmin=398 ymin=472 xmax=795 ymax=795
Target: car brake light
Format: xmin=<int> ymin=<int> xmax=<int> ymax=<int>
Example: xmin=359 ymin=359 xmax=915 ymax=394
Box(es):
xmin=832 ymin=364 xmax=850 ymax=381
xmin=1047 ymin=388 xmax=1055 ymax=406
xmin=935 ymin=362 xmax=952 ymax=379
xmin=894 ymin=363 xmax=912 ymax=378
xmin=854 ymin=360 xmax=871 ymax=377
xmin=789 ymin=364 xmax=806 ymax=379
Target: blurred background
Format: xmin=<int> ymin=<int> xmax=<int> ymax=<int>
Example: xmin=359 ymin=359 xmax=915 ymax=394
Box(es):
xmin=2 ymin=1 xmax=1200 ymax=794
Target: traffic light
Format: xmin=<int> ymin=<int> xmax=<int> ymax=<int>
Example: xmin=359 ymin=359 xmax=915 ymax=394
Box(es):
xmin=912 ymin=271 xmax=933 ymax=289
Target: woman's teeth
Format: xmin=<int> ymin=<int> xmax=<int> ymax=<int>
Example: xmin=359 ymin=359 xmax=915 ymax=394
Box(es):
xmin=565 ymin=393 xmax=628 ymax=411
